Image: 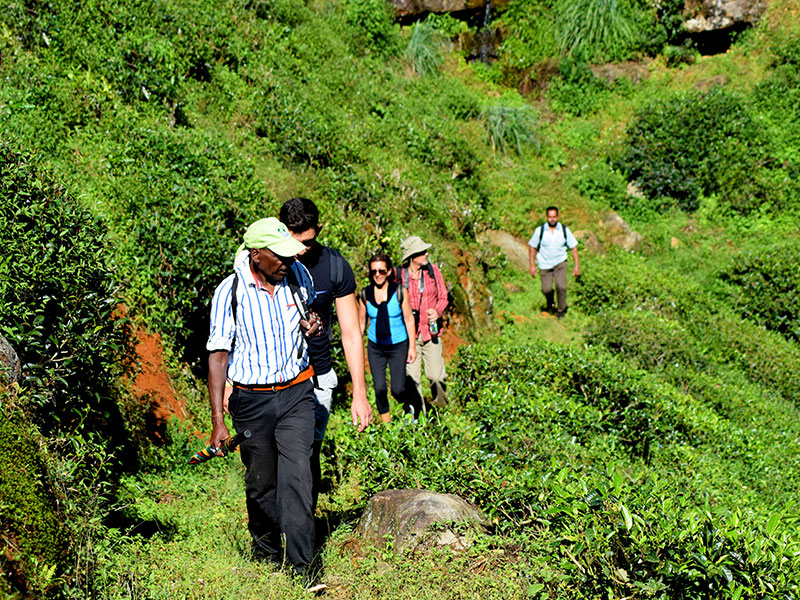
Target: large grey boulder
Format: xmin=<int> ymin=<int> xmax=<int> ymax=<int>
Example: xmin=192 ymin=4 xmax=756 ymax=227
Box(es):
xmin=355 ymin=489 xmax=489 ymax=552
xmin=479 ymin=229 xmax=530 ymax=270
xmin=388 ymin=0 xmax=508 ymax=18
xmin=0 ymin=335 xmax=21 ymax=385
xmin=683 ymin=0 xmax=767 ymax=33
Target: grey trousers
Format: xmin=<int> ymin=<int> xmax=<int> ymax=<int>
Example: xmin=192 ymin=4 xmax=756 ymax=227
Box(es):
xmin=228 ymin=380 xmax=315 ymax=574
xmin=540 ymin=260 xmax=568 ymax=316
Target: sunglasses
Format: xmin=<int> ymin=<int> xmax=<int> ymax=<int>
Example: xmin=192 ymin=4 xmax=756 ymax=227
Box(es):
xmin=370 ymin=268 xmax=389 ymax=276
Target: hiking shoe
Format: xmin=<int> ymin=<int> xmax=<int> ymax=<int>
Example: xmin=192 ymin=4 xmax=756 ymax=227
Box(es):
xmin=305 ymin=581 xmax=327 ymax=594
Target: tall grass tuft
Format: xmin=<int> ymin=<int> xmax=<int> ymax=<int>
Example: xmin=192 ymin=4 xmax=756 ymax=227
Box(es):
xmin=481 ymin=104 xmax=540 ymax=156
xmin=558 ymin=0 xmax=636 ymax=62
xmin=406 ymin=20 xmax=445 ymax=76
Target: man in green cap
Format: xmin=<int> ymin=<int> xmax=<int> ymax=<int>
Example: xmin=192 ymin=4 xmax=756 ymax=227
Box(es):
xmin=207 ymin=217 xmax=322 ymax=580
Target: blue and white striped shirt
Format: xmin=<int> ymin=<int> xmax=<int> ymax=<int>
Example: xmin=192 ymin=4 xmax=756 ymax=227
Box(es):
xmin=207 ymin=259 xmax=316 ymax=385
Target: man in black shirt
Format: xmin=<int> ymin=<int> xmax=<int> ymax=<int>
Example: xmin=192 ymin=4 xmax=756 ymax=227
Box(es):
xmin=280 ymin=198 xmax=371 ymax=507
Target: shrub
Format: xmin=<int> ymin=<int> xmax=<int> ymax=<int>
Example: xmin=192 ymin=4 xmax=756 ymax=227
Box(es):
xmin=547 ymin=56 xmax=611 ymax=116
xmin=406 ymin=20 xmax=445 ymax=77
xmin=557 ymin=0 xmax=637 ymax=62
xmin=480 ymin=104 xmax=540 ymax=156
xmin=617 ymin=88 xmax=778 ymax=214
xmin=0 ymin=144 xmax=130 ymax=443
xmin=663 ymin=40 xmax=699 ymax=67
xmin=720 ymin=241 xmax=800 ymax=344
xmin=573 ymin=160 xmax=628 ymax=206
xmin=345 ymin=0 xmax=400 ymax=55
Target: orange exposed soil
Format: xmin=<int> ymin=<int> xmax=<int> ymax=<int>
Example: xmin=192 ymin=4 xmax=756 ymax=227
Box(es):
xmin=132 ymin=327 xmax=187 ymax=443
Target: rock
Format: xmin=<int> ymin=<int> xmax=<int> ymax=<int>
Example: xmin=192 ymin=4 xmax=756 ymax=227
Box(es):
xmin=612 ymin=231 xmax=644 ymax=252
xmin=671 ymin=237 xmax=681 ymax=249
xmin=602 ymin=211 xmax=632 ymax=237
xmin=602 ymin=212 xmax=644 ymax=252
xmin=694 ymin=75 xmax=728 ymax=92
xmin=589 ymin=62 xmax=649 ymax=86
xmin=626 ymin=182 xmax=645 ymax=200
xmin=355 ymin=489 xmax=488 ymax=552
xmin=572 ymin=229 xmax=605 ymax=255
xmin=0 ymin=335 xmax=21 ymax=384
xmin=503 ymin=282 xmax=524 ymax=294
xmin=683 ymin=0 xmax=767 ymax=33
xmin=389 ymin=0 xmax=509 ymax=18
xmin=478 ymin=229 xmax=529 ymax=270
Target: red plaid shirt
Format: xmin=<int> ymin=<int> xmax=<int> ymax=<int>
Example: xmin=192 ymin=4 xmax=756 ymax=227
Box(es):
xmin=398 ymin=263 xmax=448 ymax=342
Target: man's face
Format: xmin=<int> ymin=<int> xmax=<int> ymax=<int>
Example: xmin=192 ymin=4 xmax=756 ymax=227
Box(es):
xmin=252 ymin=246 xmax=295 ymax=282
xmin=290 ymin=227 xmax=319 ymax=250
xmin=410 ymin=251 xmax=428 ymax=268
xmin=546 ymin=210 xmax=559 ymax=227
xmin=290 ymin=226 xmax=320 ymax=259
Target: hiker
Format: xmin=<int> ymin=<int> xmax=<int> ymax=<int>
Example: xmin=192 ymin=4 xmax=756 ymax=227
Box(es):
xmin=397 ymin=236 xmax=449 ymax=409
xmin=528 ymin=206 xmax=580 ymax=319
xmin=357 ymin=253 xmax=419 ymax=422
xmin=207 ymin=217 xmax=322 ymax=579
xmin=279 ymin=197 xmax=372 ymax=508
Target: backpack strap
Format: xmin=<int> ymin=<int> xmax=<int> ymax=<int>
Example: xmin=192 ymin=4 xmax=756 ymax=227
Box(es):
xmin=230 ymin=272 xmax=240 ymax=351
xmin=562 ymin=223 xmax=570 ymax=248
xmin=535 ymin=223 xmax=547 ymax=252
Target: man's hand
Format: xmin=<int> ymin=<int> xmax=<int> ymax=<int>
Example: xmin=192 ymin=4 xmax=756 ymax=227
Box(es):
xmin=573 ymin=265 xmax=581 ymax=277
xmin=530 ymin=266 xmax=538 ymax=278
xmin=426 ymin=308 xmax=439 ymax=321
xmin=300 ymin=311 xmax=323 ymax=337
xmin=351 ymin=393 xmax=373 ymax=432
xmin=210 ymin=418 xmax=230 ymax=457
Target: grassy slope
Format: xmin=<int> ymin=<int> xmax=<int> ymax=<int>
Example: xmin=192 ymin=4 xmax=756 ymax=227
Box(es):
xmin=2 ymin=0 xmax=800 ymax=597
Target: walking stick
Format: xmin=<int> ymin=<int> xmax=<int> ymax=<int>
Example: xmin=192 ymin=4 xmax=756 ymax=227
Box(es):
xmin=188 ymin=429 xmax=252 ymax=465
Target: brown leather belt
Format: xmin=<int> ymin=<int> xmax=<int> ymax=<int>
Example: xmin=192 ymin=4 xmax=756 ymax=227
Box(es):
xmin=233 ymin=367 xmax=315 ymax=392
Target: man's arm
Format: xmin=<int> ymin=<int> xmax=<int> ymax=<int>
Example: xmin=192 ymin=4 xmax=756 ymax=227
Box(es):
xmin=570 ymin=246 xmax=580 ymax=276
xmin=208 ymin=350 xmax=230 ymax=453
xmin=335 ymin=293 xmax=372 ymax=432
xmin=430 ymin=265 xmax=448 ymax=319
xmin=529 ymin=246 xmax=538 ymax=277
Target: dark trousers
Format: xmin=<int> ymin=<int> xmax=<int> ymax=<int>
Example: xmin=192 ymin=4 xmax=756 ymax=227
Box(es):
xmin=540 ymin=260 xmax=568 ymax=316
xmin=228 ymin=380 xmax=315 ymax=573
xmin=367 ymin=339 xmax=420 ymax=416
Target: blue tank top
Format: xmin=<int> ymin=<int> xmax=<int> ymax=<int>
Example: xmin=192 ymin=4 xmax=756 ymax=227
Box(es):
xmin=365 ymin=285 xmax=407 ymax=345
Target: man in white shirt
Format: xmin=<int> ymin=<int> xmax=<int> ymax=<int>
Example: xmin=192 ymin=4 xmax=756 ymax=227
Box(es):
xmin=528 ymin=206 xmax=581 ymax=319
xmin=207 ymin=218 xmax=321 ymax=579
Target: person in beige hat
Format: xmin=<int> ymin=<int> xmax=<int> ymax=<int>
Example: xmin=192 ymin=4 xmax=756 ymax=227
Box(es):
xmin=397 ymin=236 xmax=449 ymax=410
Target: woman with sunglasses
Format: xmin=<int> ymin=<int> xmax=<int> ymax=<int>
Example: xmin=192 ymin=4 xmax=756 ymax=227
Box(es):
xmin=357 ymin=253 xmax=419 ymax=422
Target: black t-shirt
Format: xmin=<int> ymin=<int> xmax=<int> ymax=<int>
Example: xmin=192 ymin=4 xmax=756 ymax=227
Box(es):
xmin=302 ymin=245 xmax=357 ymax=375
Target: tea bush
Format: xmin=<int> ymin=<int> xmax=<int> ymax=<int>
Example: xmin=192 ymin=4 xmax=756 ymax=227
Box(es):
xmin=548 ymin=56 xmax=611 ymax=116
xmin=617 ymin=88 xmax=779 ymax=215
xmin=578 ymin=252 xmax=800 ymax=404
xmin=0 ymin=144 xmax=131 ymax=442
xmin=720 ymin=240 xmax=800 ymax=343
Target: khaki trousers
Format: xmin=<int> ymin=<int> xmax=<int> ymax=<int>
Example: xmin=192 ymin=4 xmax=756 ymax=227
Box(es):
xmin=406 ymin=333 xmax=448 ymax=409
xmin=540 ymin=260 xmax=567 ymax=316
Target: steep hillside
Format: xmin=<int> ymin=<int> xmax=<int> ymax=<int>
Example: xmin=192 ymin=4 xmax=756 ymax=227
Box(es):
xmin=1 ymin=0 xmax=799 ymax=597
